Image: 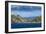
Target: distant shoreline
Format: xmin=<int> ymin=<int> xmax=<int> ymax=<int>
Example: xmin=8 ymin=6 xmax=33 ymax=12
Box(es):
xmin=11 ymin=21 xmax=41 ymax=23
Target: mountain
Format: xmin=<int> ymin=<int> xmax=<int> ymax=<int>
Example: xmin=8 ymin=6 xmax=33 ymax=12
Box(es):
xmin=11 ymin=15 xmax=41 ymax=23
xmin=24 ymin=17 xmax=36 ymax=19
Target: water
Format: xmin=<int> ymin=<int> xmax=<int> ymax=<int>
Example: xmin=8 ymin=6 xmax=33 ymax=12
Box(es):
xmin=11 ymin=23 xmax=41 ymax=29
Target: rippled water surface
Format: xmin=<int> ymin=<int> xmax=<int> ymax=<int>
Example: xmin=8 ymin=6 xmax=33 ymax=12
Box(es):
xmin=11 ymin=23 xmax=41 ymax=29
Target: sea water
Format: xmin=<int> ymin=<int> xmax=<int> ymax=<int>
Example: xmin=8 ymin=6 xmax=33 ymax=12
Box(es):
xmin=11 ymin=23 xmax=41 ymax=29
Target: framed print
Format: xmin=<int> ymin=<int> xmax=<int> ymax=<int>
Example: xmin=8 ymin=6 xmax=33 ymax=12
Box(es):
xmin=5 ymin=1 xmax=45 ymax=33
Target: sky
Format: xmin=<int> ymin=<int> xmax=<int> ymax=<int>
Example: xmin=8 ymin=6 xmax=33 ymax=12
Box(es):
xmin=11 ymin=5 xmax=41 ymax=17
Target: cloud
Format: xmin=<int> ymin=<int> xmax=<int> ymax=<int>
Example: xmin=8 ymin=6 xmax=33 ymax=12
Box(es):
xmin=11 ymin=5 xmax=41 ymax=12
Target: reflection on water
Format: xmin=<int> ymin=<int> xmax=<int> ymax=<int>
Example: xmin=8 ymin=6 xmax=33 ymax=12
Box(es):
xmin=11 ymin=22 xmax=41 ymax=29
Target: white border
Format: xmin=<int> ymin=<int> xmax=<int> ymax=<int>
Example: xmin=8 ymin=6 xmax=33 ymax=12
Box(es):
xmin=8 ymin=2 xmax=44 ymax=32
